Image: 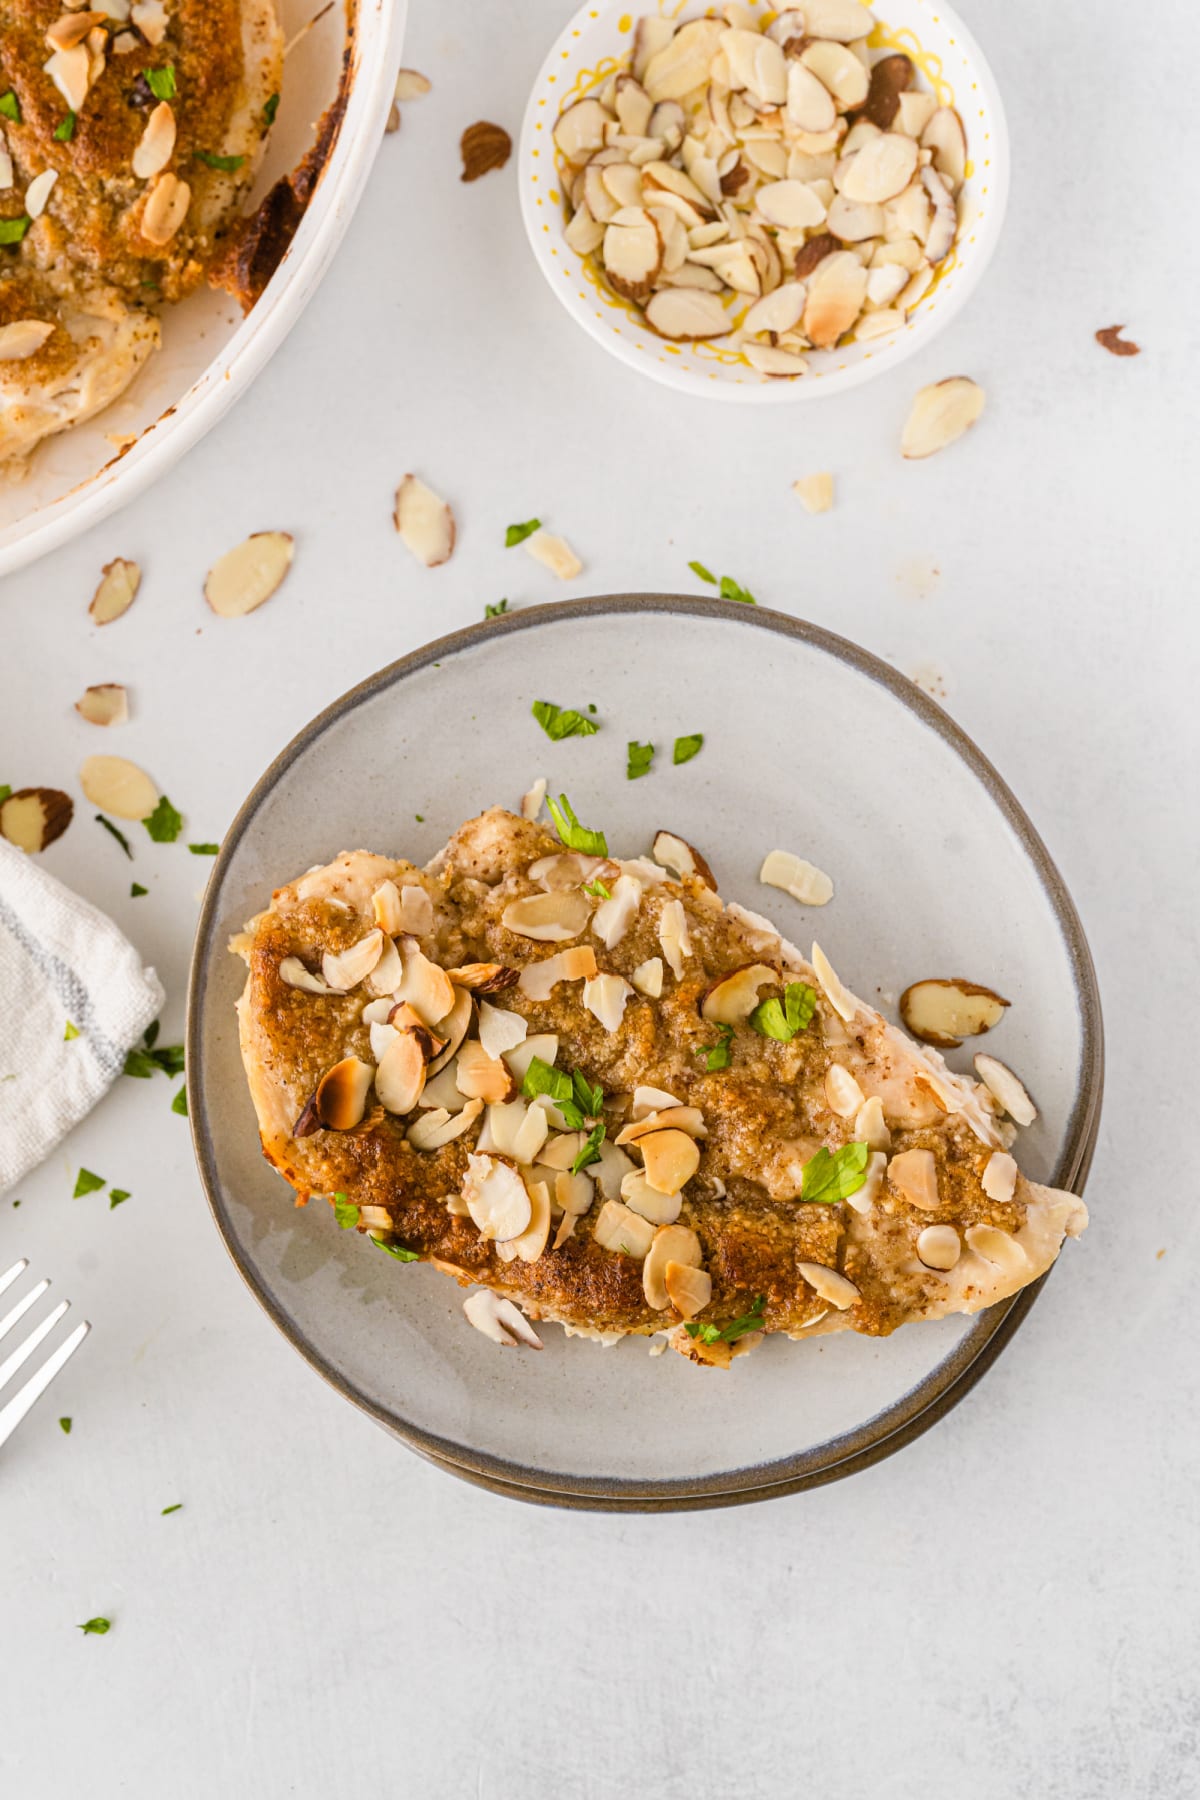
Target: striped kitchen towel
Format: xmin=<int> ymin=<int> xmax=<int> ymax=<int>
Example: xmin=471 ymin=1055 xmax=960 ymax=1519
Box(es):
xmin=0 ymin=839 xmax=163 ymax=1194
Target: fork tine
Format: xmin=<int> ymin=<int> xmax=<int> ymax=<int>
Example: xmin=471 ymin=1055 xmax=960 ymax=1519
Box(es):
xmin=0 ymin=1278 xmax=51 ymax=1346
xmin=0 ymin=1318 xmax=90 ymax=1450
xmin=0 ymin=1260 xmax=29 ymax=1300
xmin=0 ymin=1298 xmax=70 ymax=1393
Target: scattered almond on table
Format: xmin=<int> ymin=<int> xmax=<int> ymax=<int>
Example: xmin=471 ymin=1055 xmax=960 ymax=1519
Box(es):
xmin=204 ymin=531 xmax=295 ymax=617
xmin=460 ymin=120 xmax=512 ymax=182
xmin=900 ymin=376 xmax=984 ymax=458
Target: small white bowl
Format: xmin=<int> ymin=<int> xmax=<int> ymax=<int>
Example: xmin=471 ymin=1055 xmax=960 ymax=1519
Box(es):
xmin=519 ymin=0 xmax=1008 ymax=402
xmin=0 ymin=0 xmax=407 ymax=578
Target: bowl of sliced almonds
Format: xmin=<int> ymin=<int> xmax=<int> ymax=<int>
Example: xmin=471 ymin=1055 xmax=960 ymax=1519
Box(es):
xmin=519 ymin=0 xmax=1008 ymax=399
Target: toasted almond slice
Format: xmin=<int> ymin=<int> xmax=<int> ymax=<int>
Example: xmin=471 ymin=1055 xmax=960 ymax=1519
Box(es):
xmin=755 ymin=179 xmax=826 ymax=231
xmin=665 ymin=1261 xmax=712 ymax=1320
xmin=79 ymin=753 xmax=158 ymax=820
xmin=460 ymin=120 xmax=511 ymax=181
xmin=553 ymin=97 xmax=610 ymax=163
xmin=463 ymin=1153 xmax=530 ymax=1241
xmin=888 ymin=1146 xmax=940 ymax=1211
xmin=796 ymin=1260 xmax=860 ymax=1308
xmin=523 ymin=529 xmax=582 ymax=580
xmin=917 ymin=1224 xmax=961 ymax=1271
xmin=554 ymin=1169 xmax=594 ymax=1215
xmin=840 ymin=132 xmax=919 ymax=205
xmin=537 ymin=1132 xmax=584 ymax=1172
xmin=592 ymin=1198 xmax=656 ymax=1259
xmin=582 ymin=973 xmax=634 ymax=1033
xmin=810 ymin=942 xmax=856 ymax=1022
xmin=921 ymin=165 xmax=958 ymax=264
xmin=520 ymin=777 xmax=547 ymax=822
xmin=132 ymin=100 xmax=175 ymax=179
xmin=320 ymin=930 xmax=384 ymax=992
xmin=25 ymin=169 xmax=57 ymax=220
xmin=131 ymin=0 xmax=167 ymax=44
xmin=973 ymin=1053 xmax=1037 ymax=1128
xmin=644 ymin=287 xmax=730 ymax=340
xmin=793 ymin=473 xmax=835 ymax=515
xmin=279 ymin=956 xmax=333 ymax=995
xmin=371 ymin=879 xmax=404 ymax=934
xmin=315 ymin=1056 xmax=375 ymax=1130
xmin=518 ymin=945 xmax=598 ymax=1001
xmin=643 ymin=18 xmax=725 ymax=103
xmin=759 ymin=848 xmax=833 ymax=907
xmin=394 ymin=67 xmax=430 ymax=101
xmin=787 ymin=61 xmax=837 ymax=132
xmin=44 ymin=44 xmax=90 ymax=111
xmin=843 ymin=1148 xmax=887 ymax=1216
xmin=528 ymin=850 xmax=610 ymax=889
xmin=141 ymin=171 xmax=190 ymax=246
xmin=655 ymin=897 xmax=690 ymax=981
xmin=827 ymin=193 xmax=883 ymax=242
xmin=477 ymin=1001 xmax=527 ymax=1061
xmin=392 ymin=944 xmax=455 ymax=1027
xmin=921 ymin=106 xmax=967 ymax=193
xmin=0 ymin=787 xmax=73 ymax=854
xmin=638 ymin=1128 xmax=701 ymax=1196
xmin=742 ymin=282 xmax=808 ymax=338
xmin=204 ymin=531 xmax=294 ymax=617
xmin=408 ymin=1097 xmax=482 ymax=1150
xmin=642 ymin=1223 xmax=703 ymax=1310
xmin=824 ymin=1063 xmax=864 ymax=1118
xmin=89 ymin=558 xmax=140 ymax=624
xmin=899 ymin=977 xmax=1009 ymax=1048
xmin=375 ymin=1030 xmax=427 ymax=1115
xmin=632 ymin=1085 xmax=682 ymax=1119
xmin=602 ymin=204 xmax=662 ymax=300
xmin=982 ymin=1150 xmax=1018 ymax=1205
xmin=503 ymin=889 xmax=589 ymax=943
xmin=46 ymin=9 xmax=107 ymax=51
xmin=651 ymin=831 xmax=717 ymax=890
xmin=620 ymin=1169 xmax=682 ymax=1225
xmin=456 ymin=1040 xmax=516 ymax=1104
xmin=393 ymin=475 xmax=455 ymax=568
xmin=854 ymin=1094 xmax=891 ymax=1152
xmin=803 ymin=248 xmax=867 ymax=347
xmin=75 ymin=683 xmax=128 ymax=727
xmin=616 ymin=1107 xmax=706 ymax=1146
xmin=700 ymin=961 xmax=777 ymax=1026
xmin=631 ymin=957 xmax=664 ymax=998
xmin=444 ymin=962 xmax=519 ymax=994
xmin=425 ymin=986 xmax=473 ymax=1076
xmin=505 ymin=1172 xmax=552 ymax=1261
xmin=800 ymin=40 xmax=869 ymax=110
xmin=901 ymin=376 xmax=985 ymax=460
xmin=965 ymin=1223 xmax=1028 ymax=1276
xmin=462 ymin=1288 xmax=542 ymax=1348
xmin=591 ymin=873 xmax=643 ymax=949
xmin=0 ymin=318 xmax=54 ymax=362
xmin=482 ymin=1098 xmax=530 ymax=1159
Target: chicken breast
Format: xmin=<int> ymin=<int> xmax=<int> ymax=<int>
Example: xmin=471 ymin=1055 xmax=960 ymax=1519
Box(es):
xmin=234 ymin=807 xmax=1088 ymax=1367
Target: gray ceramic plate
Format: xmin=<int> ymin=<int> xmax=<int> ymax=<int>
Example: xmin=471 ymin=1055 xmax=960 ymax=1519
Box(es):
xmin=188 ymin=597 xmax=1103 ymax=1510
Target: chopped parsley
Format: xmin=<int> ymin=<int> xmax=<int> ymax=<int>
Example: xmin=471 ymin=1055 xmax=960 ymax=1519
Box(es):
xmin=130 ymin=883 xmax=148 ymax=897
xmin=108 ymin=1189 xmax=130 ymax=1209
xmin=143 ymin=1020 xmax=159 ymax=1048
xmin=54 ymin=111 xmax=76 ymax=142
xmin=188 ymin=842 xmax=219 ymax=856
xmin=161 ymin=1503 xmax=182 ymax=1515
xmin=571 ymin=1121 xmax=606 ymax=1175
xmin=144 ymin=64 xmax=176 ymax=101
xmin=194 ymin=149 xmax=245 ymax=171
xmin=123 ymin=1030 xmax=183 ymax=1080
xmin=64 ymin=1021 xmax=80 ymax=1041
xmin=750 ymin=982 xmax=817 ymax=1043
xmin=626 ymin=740 xmax=655 ymax=780
xmin=546 ymin=792 xmax=607 ymax=856
xmin=485 ymin=598 xmax=508 ymax=618
xmin=583 ymin=879 xmax=610 ymax=900
xmin=143 ymin=795 xmax=182 ymax=842
xmin=96 ymin=814 xmax=132 ymax=858
xmin=801 ymin=1141 xmax=870 ymax=1206
xmin=505 ymin=518 xmax=541 ymax=547
xmin=673 ymin=733 xmax=704 ymax=765
xmin=171 ymin=1086 xmax=187 ymax=1116
xmin=686 ymin=1294 xmax=766 ymax=1345
xmin=262 ymin=92 xmax=279 ymax=127
xmin=695 ymin=1021 xmax=733 ymax=1071
xmin=59 ymin=1417 xmax=72 ymax=1434
xmin=688 ymin=560 xmax=715 ymax=584
xmin=688 ymin=561 xmax=756 ymax=605
xmin=333 ymin=1193 xmax=359 ymax=1230
xmin=531 ymin=699 xmax=599 ymax=741
xmin=78 ymin=1617 xmax=111 ymax=1635
xmin=0 ymin=785 xmax=10 ymax=805
xmin=522 ymin=1058 xmax=603 ymax=1132
xmin=0 ymin=216 xmax=31 ymax=245
xmin=372 ymin=1237 xmax=420 ymax=1261
xmin=0 ymin=90 xmax=20 ymax=123
xmin=73 ymin=1168 xmax=105 ymax=1199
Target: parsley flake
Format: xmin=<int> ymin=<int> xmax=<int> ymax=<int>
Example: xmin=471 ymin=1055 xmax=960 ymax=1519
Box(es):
xmin=583 ymin=879 xmax=610 ymax=900
xmin=688 ymin=560 xmax=716 ymax=585
xmin=522 ymin=1057 xmax=603 ymax=1131
xmin=263 ymin=92 xmax=279 ymax=127
xmin=54 ymin=111 xmax=76 ymax=142
xmin=0 ymin=90 xmax=20 ymax=123
xmin=130 ymin=883 xmax=148 ymax=897
xmin=750 ymin=982 xmax=817 ymax=1043
xmin=546 ymin=792 xmax=607 ymax=856
xmin=505 ymin=518 xmax=541 ymax=547
xmin=171 ymin=1086 xmax=187 ymax=1116
xmin=333 ymin=1193 xmax=360 ymax=1230
xmin=78 ymin=1618 xmax=111 ymax=1635
xmin=571 ymin=1121 xmax=606 ymax=1175
xmin=73 ymin=1168 xmax=105 ymax=1198
xmin=801 ymin=1142 xmax=870 ymax=1206
xmin=161 ymin=1503 xmax=182 ymax=1515
xmin=64 ymin=1021 xmax=80 ymax=1041
xmin=626 ymin=740 xmax=655 ymax=781
xmin=688 ymin=561 xmax=756 ymax=604
xmin=673 ymin=733 xmax=704 ymax=765
xmin=0 ymin=216 xmax=31 ymax=245
xmin=0 ymin=785 xmax=10 ymax=804
xmin=96 ymin=814 xmax=132 ymax=858
xmin=59 ymin=1417 xmax=72 ymax=1434
xmin=188 ymin=842 xmax=218 ymax=856
xmin=108 ymin=1189 xmax=130 ymax=1209
xmin=685 ymin=1295 xmax=766 ymax=1345
xmin=143 ymin=795 xmax=182 ymax=842
xmin=696 ymin=1022 xmax=733 ymax=1071
xmin=531 ymin=699 xmax=599 ymax=741
xmin=485 ymin=598 xmax=509 ymax=618
xmin=194 ymin=149 xmax=245 ymax=171
xmin=144 ymin=64 xmax=176 ymax=100
xmin=372 ymin=1237 xmax=420 ymax=1261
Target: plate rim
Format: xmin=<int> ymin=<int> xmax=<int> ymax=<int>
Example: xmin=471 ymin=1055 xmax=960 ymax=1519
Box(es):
xmin=187 ymin=595 xmax=1104 ymax=1506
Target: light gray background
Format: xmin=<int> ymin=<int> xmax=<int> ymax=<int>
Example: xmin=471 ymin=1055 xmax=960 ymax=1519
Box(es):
xmin=3 ymin=1 xmax=1197 ymax=1795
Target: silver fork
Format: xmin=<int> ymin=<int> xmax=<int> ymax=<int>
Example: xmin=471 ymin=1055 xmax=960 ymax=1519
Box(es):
xmin=0 ymin=1259 xmax=90 ymax=1449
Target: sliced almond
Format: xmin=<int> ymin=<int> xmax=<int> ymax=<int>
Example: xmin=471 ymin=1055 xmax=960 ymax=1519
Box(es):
xmin=866 ymin=262 xmax=908 ymax=307
xmin=613 ymin=73 xmax=653 ymax=137
xmin=132 ymin=100 xmax=175 ymax=179
xmin=920 ymin=165 xmax=958 ymax=264
xmin=843 ymin=1148 xmax=887 ymax=1216
xmin=528 ymin=850 xmax=610 ymax=889
xmin=621 ymin=1168 xmax=681 ymax=1224
xmin=503 ymin=889 xmax=589 ymax=943
xmin=921 ymin=107 xmax=967 ymax=193
xmin=810 ymin=942 xmax=857 ymax=1022
xmin=965 ymin=1223 xmax=1028 ymax=1277
xmin=631 ymin=957 xmax=664 ymax=998
xmin=648 ymin=99 xmax=686 ymax=149
xmin=651 ymin=831 xmax=717 ymax=890
xmin=582 ymin=973 xmax=634 ymax=1034
xmin=0 ymin=787 xmax=73 ymax=854
xmin=0 ymin=318 xmax=54 ymax=362
xmin=803 ymin=248 xmax=867 ymax=347
xmin=565 ymin=200 xmax=606 ymax=255
xmin=518 ymin=945 xmax=598 ymax=1002
xmin=917 ymin=1223 xmax=961 ymax=1271
xmin=901 ymin=377 xmax=985 ymax=460
xmin=824 ymin=1063 xmax=864 ymax=1118
xmin=840 ymin=132 xmax=918 ymax=205
xmin=632 ymin=1085 xmax=682 ymax=1118
xmin=456 ymin=1040 xmax=516 ymax=1104
xmin=634 ymin=16 xmax=676 ymax=82
xmin=591 ymin=873 xmax=643 ymax=948
xmin=642 ymin=1222 xmax=703 ymax=1310
xmin=855 ymin=307 xmax=902 ymax=342
xmin=700 ymin=961 xmax=777 ymax=1026
xmin=720 ymin=27 xmax=787 ymax=106
xmin=384 ymin=1001 xmax=443 ymax=1055
xmin=315 ymin=1056 xmax=375 ymax=1130
xmin=394 ymin=67 xmax=431 ymax=102
xmin=898 ymin=977 xmax=1009 ymax=1048
xmin=279 ymin=956 xmax=333 ymax=995
xmin=973 ymin=1053 xmax=1038 ymax=1128
xmin=460 ymin=120 xmax=511 ymax=182
xmin=742 ymin=282 xmax=808 ymax=338
xmin=46 ymin=10 xmax=107 ymax=51
xmin=477 ymin=1001 xmax=527 ymax=1061
xmin=44 ymin=45 xmax=90 ymax=111
xmin=392 ymin=944 xmax=455 ymax=1028
xmin=888 ymin=1146 xmax=940 ymax=1211
xmin=89 ymin=558 xmax=140 ymax=624
xmin=793 ymin=472 xmax=834 ymax=515
xmin=603 ymin=161 xmax=643 ymax=211
xmin=854 ymin=1094 xmax=891 ymax=1152
xmin=787 ymin=62 xmax=837 ymax=132
xmin=759 ymin=847 xmax=833 ymax=906
xmin=602 ymin=205 xmax=662 ymax=301
xmin=524 ymin=529 xmax=582 ymax=580
xmin=320 ymin=930 xmax=383 ymax=992
xmin=426 ymin=986 xmax=473 ymax=1076
xmin=644 ymin=287 xmax=730 ymax=340
xmin=204 ymin=531 xmax=294 ymax=617
xmin=656 ymin=897 xmax=690 ymax=981
xmin=141 ymin=171 xmax=190 ymax=246
xmin=554 ymin=1169 xmax=594 ymax=1215
xmin=664 ymin=1261 xmax=712 ymax=1321
xmin=982 ymin=1150 xmax=1018 ymax=1205
xmin=371 ymin=879 xmax=404 ymax=935
xmin=375 ymin=1030 xmax=427 ymax=1115
xmin=638 ymin=1128 xmax=701 ymax=1196
xmin=443 ymin=962 xmax=519 ymax=994
xmin=520 ymin=777 xmax=547 ymax=822
xmin=616 ymin=1107 xmax=706 ymax=1146
xmin=503 ymin=1172 xmax=552 ymax=1262
xmin=800 ymin=0 xmax=874 ymax=41
xmin=79 ymin=753 xmax=158 ymax=820
xmin=131 ymin=0 xmax=167 ymax=45
xmin=826 ymin=193 xmax=884 ymax=241
xmin=393 ymin=475 xmax=455 ymax=568
xmin=800 ymin=40 xmax=869 ymax=110
xmin=462 ymin=1288 xmax=543 ymax=1349
xmin=407 ymin=1097 xmax=483 ymax=1150
xmin=592 ymin=1199 xmax=656 ymax=1259
xmin=793 ymin=230 xmax=839 ymax=279
xmin=553 ymin=97 xmax=610 ymax=163
xmin=796 ymin=1260 xmax=859 ymax=1309
xmin=755 ymin=179 xmax=825 ymax=230
xmin=897 ymin=90 xmax=937 ymax=138
xmin=537 ymin=1132 xmax=584 ymax=1172
xmin=863 ymin=53 xmax=913 ymax=130
xmin=75 ymin=683 xmax=128 ymax=727
xmin=643 ymin=19 xmax=725 ymax=104
xmin=463 ymin=1154 xmax=530 ymax=1241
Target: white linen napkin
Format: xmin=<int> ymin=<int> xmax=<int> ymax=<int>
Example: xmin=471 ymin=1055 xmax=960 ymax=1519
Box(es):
xmin=0 ymin=839 xmax=164 ymax=1195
